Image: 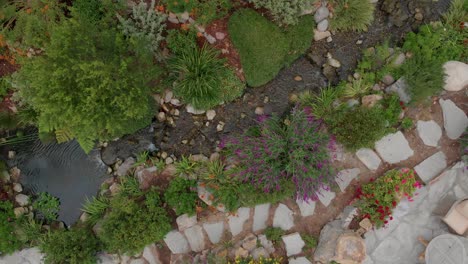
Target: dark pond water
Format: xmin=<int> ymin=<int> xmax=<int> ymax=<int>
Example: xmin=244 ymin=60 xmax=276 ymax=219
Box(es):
xmin=8 ymin=138 xmax=108 ymax=225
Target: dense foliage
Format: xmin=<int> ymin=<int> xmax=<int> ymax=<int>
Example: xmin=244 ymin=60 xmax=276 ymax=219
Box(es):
xmin=229 ymin=9 xmax=313 ymax=87
xmin=355 ymin=168 xmax=420 ymax=227
xmin=329 ymin=0 xmax=375 ymax=31
xmin=0 ymin=201 xmax=22 ymax=255
xmin=250 ymin=0 xmax=309 ymax=26
xmin=15 ymin=13 xmax=158 ymax=152
xmin=222 ymin=107 xmax=334 ymax=200
xmin=164 ymin=177 xmax=199 ymax=215
xmin=39 ymin=227 xmax=100 ymax=264
xmin=194 ymin=0 xmax=233 ymax=25
xmin=32 ymin=192 xmax=60 ymax=222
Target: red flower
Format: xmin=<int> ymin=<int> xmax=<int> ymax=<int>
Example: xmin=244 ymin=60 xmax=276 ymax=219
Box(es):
xmin=401 ymin=179 xmax=407 ymax=184
xmin=370 ymin=178 xmax=374 ymax=182
xmin=390 ymin=216 xmax=393 ymax=220
xmin=375 ymin=200 xmax=380 ymax=204
xmin=392 ymin=201 xmax=397 ymax=207
xmin=384 ymin=220 xmax=388 ymax=224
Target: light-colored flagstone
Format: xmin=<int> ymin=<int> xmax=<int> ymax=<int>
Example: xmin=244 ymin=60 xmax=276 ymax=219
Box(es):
xmin=203 ymin=222 xmax=224 ymax=244
xmin=414 ymin=151 xmax=447 ymax=183
xmin=439 ymin=98 xmax=468 ymax=140
xmin=228 ymin=207 xmax=250 ymax=237
xmin=296 ymin=199 xmax=316 ymax=217
xmin=184 ymin=225 xmax=206 ymax=252
xmin=335 ymin=168 xmax=360 ymax=192
xmin=375 ymin=131 xmax=414 ymax=164
xmin=417 ymin=120 xmax=442 ymax=147
xmin=282 ymin=233 xmax=305 ymax=257
xmin=316 ymin=186 xmax=336 ymax=207
xmin=253 ymin=203 xmax=270 ymax=232
xmin=164 ymin=230 xmax=190 ymax=254
xmin=273 ymin=203 xmax=295 ymax=231
xmin=356 ymin=148 xmax=381 ymax=171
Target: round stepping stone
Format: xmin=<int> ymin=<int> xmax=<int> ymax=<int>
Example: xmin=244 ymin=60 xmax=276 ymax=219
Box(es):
xmin=164 ymin=230 xmax=190 ymax=254
xmin=439 ymin=99 xmax=468 ymax=140
xmin=417 ymin=120 xmax=442 ymax=147
xmin=273 ymin=204 xmax=294 ymax=231
xmin=356 ymin=148 xmax=381 ymax=171
xmin=282 ymin=232 xmax=305 ymax=257
xmin=375 ymin=131 xmax=414 ymax=164
xmin=228 ymin=207 xmax=250 ymax=237
xmin=414 ymin=151 xmax=447 ymax=183
xmin=253 ymin=203 xmax=270 ymax=232
xmin=335 ymin=168 xmax=360 ymax=192
xmin=203 ymin=222 xmax=224 ymax=244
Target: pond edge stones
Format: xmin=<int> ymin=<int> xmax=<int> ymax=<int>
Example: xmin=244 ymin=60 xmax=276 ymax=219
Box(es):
xmin=375 ymin=131 xmax=414 ymax=164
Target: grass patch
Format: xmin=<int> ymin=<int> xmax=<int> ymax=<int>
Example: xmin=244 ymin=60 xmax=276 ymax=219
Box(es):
xmin=228 ymin=9 xmax=314 ymax=87
xmin=330 ymin=0 xmax=375 ymax=32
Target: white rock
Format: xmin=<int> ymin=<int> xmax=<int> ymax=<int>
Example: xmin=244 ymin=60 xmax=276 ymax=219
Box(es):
xmin=7 ymin=150 xmax=15 ymax=159
xmin=443 ymin=61 xmax=468 ymax=91
xmin=206 ymin=110 xmax=216 ymax=120
xmin=170 ymin=98 xmax=181 ymax=106
xmin=164 ymin=90 xmax=173 ymax=103
xmin=176 ymin=214 xmax=197 ymax=232
xmin=439 ymin=99 xmax=468 ymax=139
xmin=14 ymin=207 xmax=26 ymax=217
xmin=184 ymin=225 xmax=206 ymax=252
xmin=179 ymin=11 xmax=190 ymax=23
xmin=204 ymin=33 xmax=216 ymax=44
xmin=215 ymin=32 xmax=225 ymax=40
xmin=327 ymin=57 xmax=341 ymax=68
xmin=314 ymin=6 xmax=330 ymax=23
xmin=255 ymin=106 xmax=264 ymax=115
xmin=356 ymin=148 xmax=382 ymax=171
xmin=15 ymin=194 xmax=29 ymax=206
xmin=335 ymin=168 xmax=360 ymax=192
xmin=157 ymin=112 xmax=166 ymax=122
xmin=282 ymin=233 xmax=305 ymax=257
xmin=375 ymin=131 xmax=414 ymax=164
xmin=296 ymin=199 xmax=316 ymax=217
xmin=186 ymin=105 xmax=206 ymax=115
xmin=164 ymin=230 xmax=190 ymax=254
xmin=253 ymin=203 xmax=270 ymax=232
xmin=415 ymin=151 xmax=447 ymax=183
xmin=317 ymin=19 xmax=329 ymax=32
xmin=143 ymin=244 xmax=163 ymax=264
xmin=314 ymin=30 xmax=331 ymax=41
xmin=228 ymin=207 xmax=250 ymax=237
xmin=326 ymin=36 xmax=333 ymax=42
xmin=13 ymin=183 xmax=23 ymax=193
xmin=273 ymin=203 xmax=295 ymax=231
xmin=216 ymin=122 xmax=224 ymax=132
xmin=168 ymin=14 xmax=179 ymax=24
xmin=417 ymin=120 xmax=442 ymax=147
xmin=356 ymin=40 xmax=363 ymax=45
xmin=203 ymin=222 xmax=224 ymax=244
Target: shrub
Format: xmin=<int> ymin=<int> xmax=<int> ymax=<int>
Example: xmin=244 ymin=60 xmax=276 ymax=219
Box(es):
xmin=39 ymin=226 xmax=100 ymax=264
xmin=327 ymin=106 xmax=391 ymax=150
xmin=222 ymin=107 xmax=334 ymax=200
xmin=15 ymin=215 xmax=44 ymax=247
xmin=443 ymin=0 xmax=468 ymax=28
xmin=0 ymin=200 xmax=22 ymax=255
xmin=169 ymin=45 xmax=244 ymax=110
xmin=299 ymin=86 xmax=342 ymax=119
xmin=117 ymin=0 xmax=167 ymax=58
xmin=264 ymin=227 xmax=284 ymax=244
xmin=194 ymin=0 xmax=233 ymax=25
xmin=228 ymin=9 xmax=313 ymax=87
xmin=165 ymin=177 xmax=199 ymax=215
xmin=0 ymin=0 xmax=65 ymax=49
xmin=329 ymin=0 xmax=375 ymax=31
xmin=33 ymin=192 xmax=60 ymax=222
xmin=355 ymin=168 xmax=421 ymax=227
xmin=15 ymin=16 xmax=159 ymax=153
xmin=163 ymin=0 xmax=196 ymax=13
xmin=166 ymin=29 xmax=198 ymax=55
xmin=99 ymin=196 xmax=171 ymax=255
xmin=250 ymin=0 xmax=309 ymax=26
xmin=81 ymin=196 xmax=110 ymax=226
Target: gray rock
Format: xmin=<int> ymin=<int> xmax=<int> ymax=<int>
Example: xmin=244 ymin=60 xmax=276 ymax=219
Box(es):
xmin=0 ymin=248 xmax=44 ymax=264
xmin=14 ymin=207 xmax=26 ymax=217
xmin=385 ymin=77 xmax=411 ymax=103
xmin=15 ymin=194 xmax=29 ymax=206
xmin=375 ymin=131 xmax=414 ymax=164
xmin=288 ymin=257 xmax=312 ymax=264
xmin=206 ymin=110 xmax=216 ymax=121
xmin=1 ymin=170 xmax=10 ymax=183
xmin=282 ymin=232 xmax=305 ymax=257
xmin=382 ymin=74 xmax=395 ymax=86
xmin=317 ymin=19 xmax=329 ymax=32
xmin=129 ymin=259 xmax=146 ymax=264
xmin=176 ymin=214 xmax=197 ymax=232
xmin=356 ymin=148 xmax=382 ymax=171
xmin=273 ymin=203 xmax=294 ymax=231
xmin=13 ymin=183 xmax=23 ymax=193
xmin=316 ymin=186 xmax=336 ymax=207
xmin=439 ymin=99 xmax=468 ymax=139
xmin=204 ymin=33 xmax=216 ymax=44
xmin=392 ymin=53 xmax=406 ymax=67
xmin=168 ymin=13 xmax=179 ymax=24
xmin=335 ymin=168 xmax=360 ymax=192
xmin=443 ymin=61 xmax=468 ymax=91
xmin=347 ymin=99 xmax=360 ymax=108
xmin=179 ymin=12 xmax=190 ymax=23
xmin=96 ymin=253 xmax=119 ymax=264
xmin=228 ymin=207 xmax=250 ymax=236
xmin=164 ymin=230 xmax=190 ymax=254
xmin=253 ymin=203 xmax=270 ymax=232
xmin=203 ymin=221 xmax=224 ymax=244
xmin=184 ymin=225 xmax=206 ymax=252
xmin=314 ymin=220 xmax=344 ymax=263
xmin=251 ymin=247 xmax=269 ymax=260
xmin=258 ymin=234 xmax=275 ymax=254
xmin=116 ymin=157 xmax=135 ymax=177
xmin=186 ymin=105 xmax=206 ymax=115
xmin=417 ymin=120 xmax=442 ymax=147
xmin=241 ymin=233 xmax=257 ymax=251
xmin=296 ymin=199 xmax=316 ymax=217
xmin=314 ymin=29 xmax=331 ymax=41
xmin=314 ymin=6 xmax=330 ymax=23
xmin=414 ymin=151 xmax=447 ymax=183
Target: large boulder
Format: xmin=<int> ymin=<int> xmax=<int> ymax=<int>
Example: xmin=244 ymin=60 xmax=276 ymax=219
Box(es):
xmin=443 ymin=61 xmax=468 ymax=92
xmin=334 ymin=232 xmax=366 ymax=263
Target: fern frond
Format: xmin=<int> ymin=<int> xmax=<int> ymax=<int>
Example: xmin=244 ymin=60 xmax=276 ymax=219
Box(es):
xmin=55 ymin=128 xmax=74 ymax=143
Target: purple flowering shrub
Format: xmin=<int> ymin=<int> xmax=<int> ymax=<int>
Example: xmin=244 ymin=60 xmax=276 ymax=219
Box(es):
xmin=221 ymin=106 xmax=335 ymax=201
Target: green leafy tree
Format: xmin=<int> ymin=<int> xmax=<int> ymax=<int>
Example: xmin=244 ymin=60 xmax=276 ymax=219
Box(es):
xmin=15 ymin=16 xmax=159 ymax=152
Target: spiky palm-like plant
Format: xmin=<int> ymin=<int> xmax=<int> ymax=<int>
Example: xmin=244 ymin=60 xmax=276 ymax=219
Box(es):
xmin=330 ymin=0 xmax=375 ymax=32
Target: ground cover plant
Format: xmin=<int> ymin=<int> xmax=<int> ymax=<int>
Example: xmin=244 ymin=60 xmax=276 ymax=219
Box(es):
xmin=32 ymin=192 xmax=60 ymax=222
xmin=250 ymin=0 xmax=310 ymax=26
xmin=193 ymin=0 xmax=233 ymax=26
xmin=329 ymin=0 xmax=375 ymax=31
xmin=355 ymin=168 xmax=421 ymax=227
xmin=228 ymin=9 xmax=314 ymax=87
xmin=0 ymin=200 xmax=22 ymax=255
xmin=164 ymin=177 xmax=199 ymax=215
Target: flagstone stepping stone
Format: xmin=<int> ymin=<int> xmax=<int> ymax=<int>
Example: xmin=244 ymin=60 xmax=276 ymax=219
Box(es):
xmin=417 ymin=120 xmax=442 ymax=147
xmin=176 ymin=214 xmax=197 ymax=231
xmin=251 ymin=247 xmax=270 ymax=260
xmin=375 ymin=131 xmax=414 ymax=164
xmin=443 ymin=61 xmax=468 ymax=92
xmin=197 ymin=184 xmax=226 ymax=212
xmin=385 ymin=77 xmax=411 ymax=103
xmin=273 ymin=203 xmax=295 ymax=231
xmin=164 ymin=230 xmax=190 ymax=254
xmin=335 ymin=168 xmax=360 ymax=192
xmin=203 ymin=222 xmax=224 ymax=244
xmin=282 ymin=233 xmax=305 ymax=257
xmin=356 ymin=148 xmax=381 ymax=171
xmin=414 ymin=151 xmax=447 ymax=183
xmin=296 ymin=199 xmax=316 ymax=217
xmin=439 ymin=99 xmax=468 ymax=140
xmin=142 ymin=244 xmax=163 ymax=264
xmin=316 ymin=186 xmax=336 ymax=207
xmin=228 ymin=207 xmax=250 ymax=237
xmin=288 ymin=256 xmax=312 ymax=264
xmin=253 ymin=203 xmax=270 ymax=232
xmin=184 ymin=225 xmax=206 ymax=252
xmin=258 ymin=234 xmax=276 ymax=254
